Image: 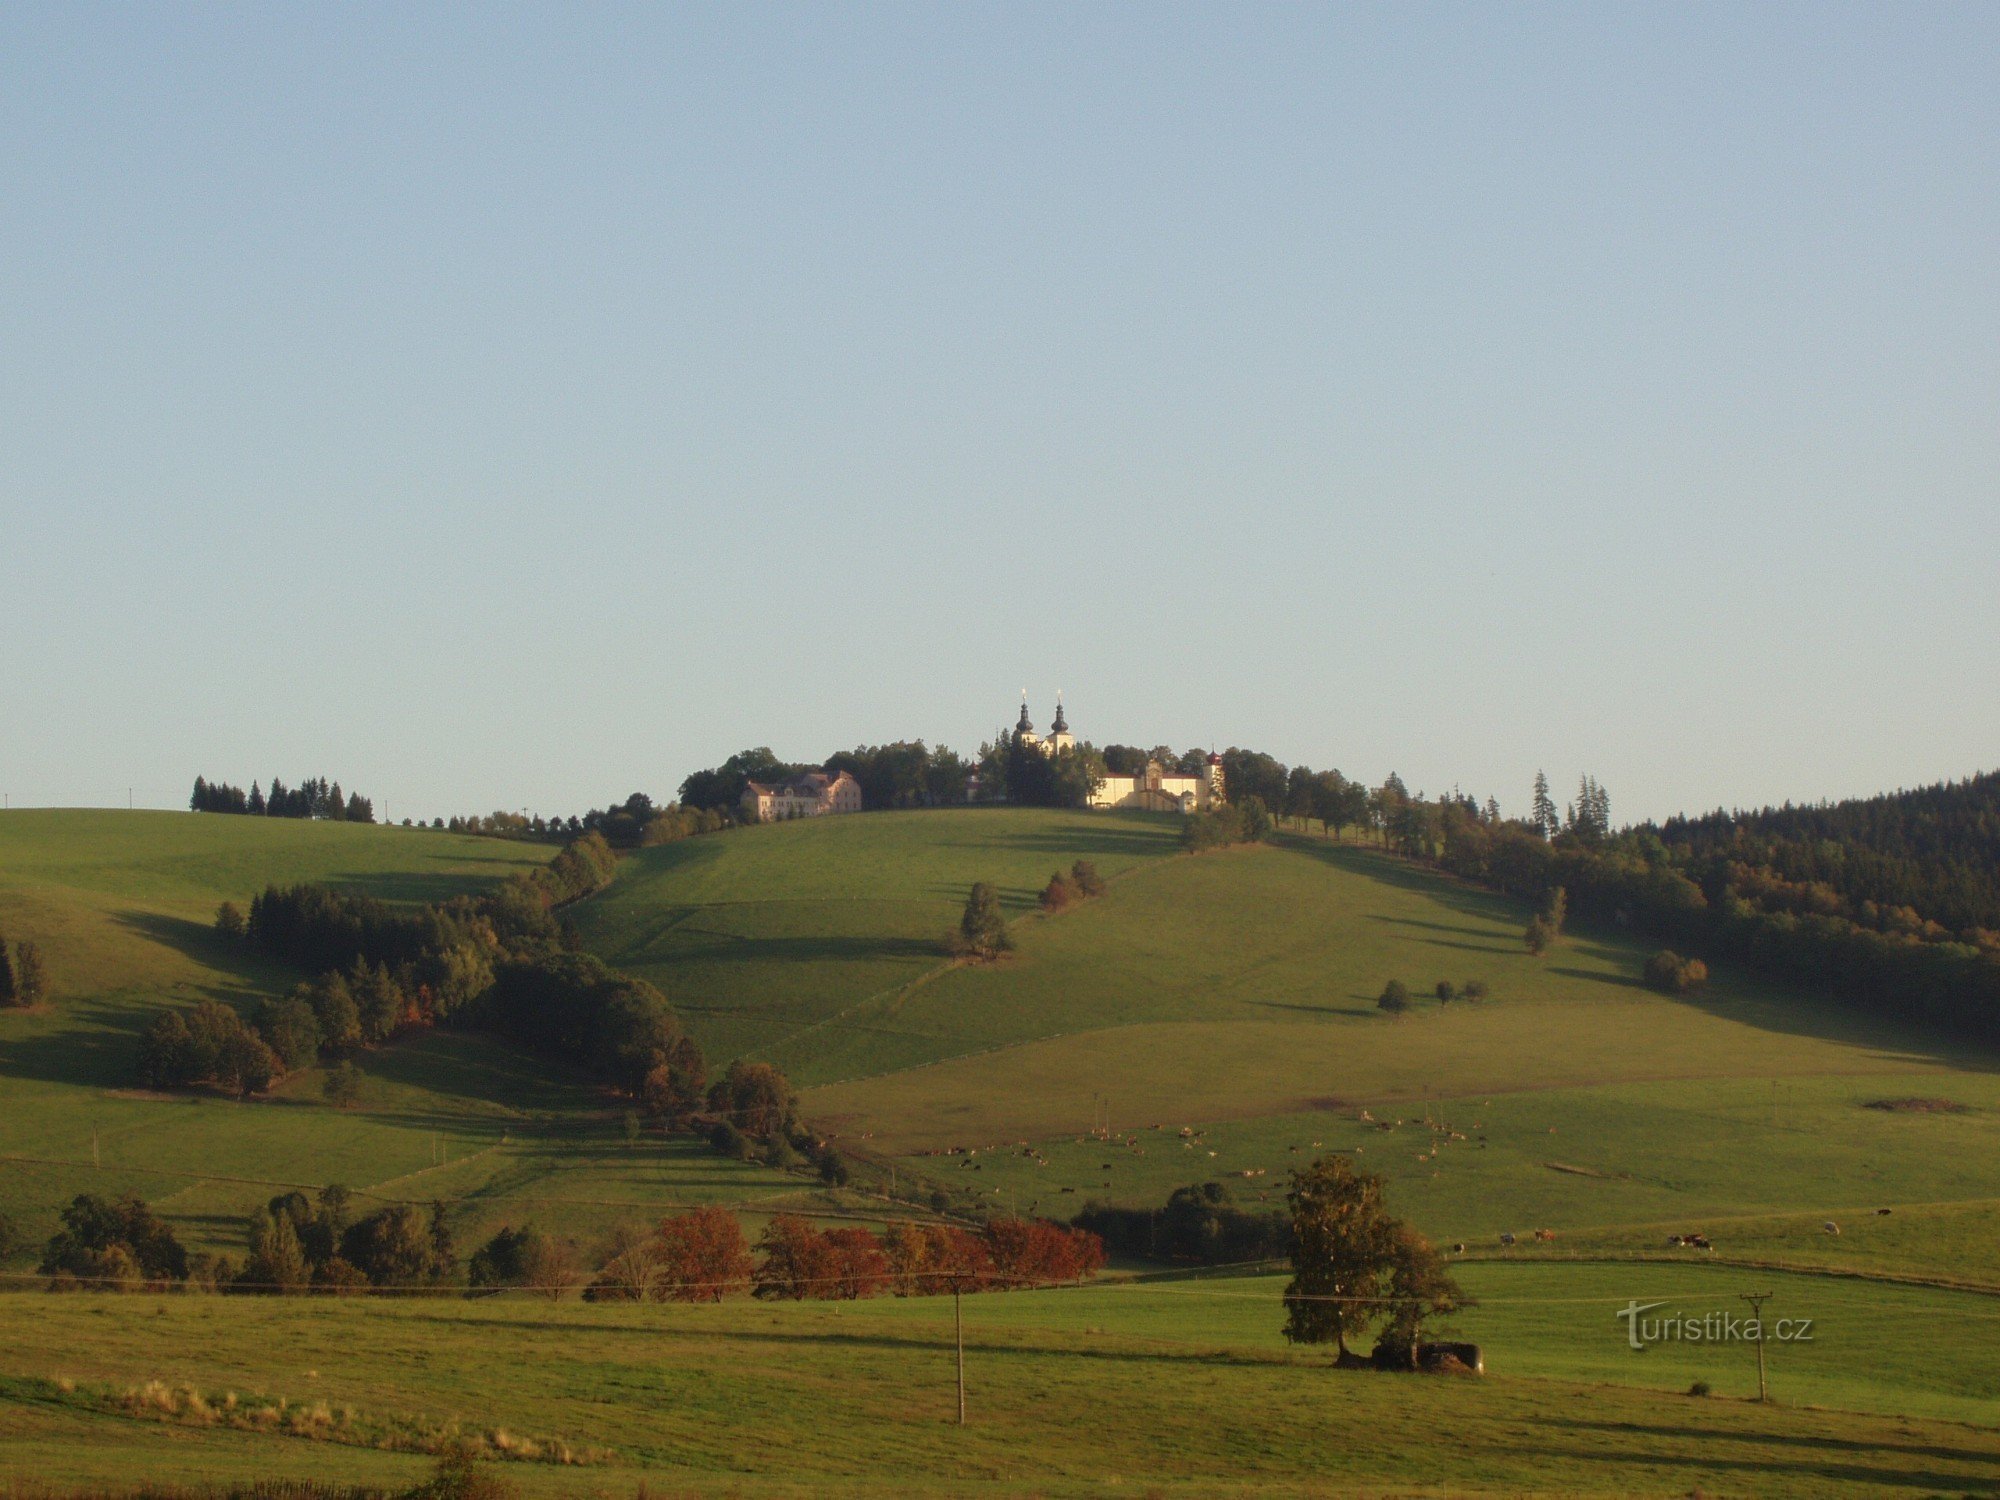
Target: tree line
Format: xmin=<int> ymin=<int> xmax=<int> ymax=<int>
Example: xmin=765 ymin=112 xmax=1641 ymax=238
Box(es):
xmin=190 ymin=776 xmax=374 ymax=823
xmin=31 ymin=1188 xmax=1104 ymax=1302
xmin=1433 ymin=780 xmax=2000 ymax=1044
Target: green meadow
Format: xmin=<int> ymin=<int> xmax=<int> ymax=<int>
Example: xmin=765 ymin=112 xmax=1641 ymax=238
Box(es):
xmin=2 ymin=1265 xmax=1999 ymax=1497
xmin=0 ymin=811 xmax=845 ymax=1262
xmin=5 ymin=805 xmax=2000 ymax=1494
xmin=573 ymin=806 xmax=1186 ymax=1067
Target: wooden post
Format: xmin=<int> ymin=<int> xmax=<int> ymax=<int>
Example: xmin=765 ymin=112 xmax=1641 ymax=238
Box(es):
xmin=1739 ymin=1291 xmax=1772 ymax=1402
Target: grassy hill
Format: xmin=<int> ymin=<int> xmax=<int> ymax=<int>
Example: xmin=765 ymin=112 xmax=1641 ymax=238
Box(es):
xmin=572 ymin=810 xmax=2000 ymax=1285
xmin=573 ymin=807 xmax=1186 ymax=1067
xmin=0 ymin=811 xmax=842 ymax=1261
xmin=6 ymin=803 xmax=2000 ymax=1494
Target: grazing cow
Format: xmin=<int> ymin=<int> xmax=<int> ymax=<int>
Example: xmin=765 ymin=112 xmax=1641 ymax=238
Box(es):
xmin=1499 ymin=1232 xmax=1517 ymax=1247
xmin=1823 ymin=1221 xmax=1840 ymax=1235
xmin=1877 ymin=1207 xmax=1893 ymax=1216
xmin=1532 ymin=1228 xmax=1557 ymax=1243
xmin=1666 ymin=1235 xmax=1683 ymax=1247
xmin=1451 ymin=1242 xmax=1466 ymax=1254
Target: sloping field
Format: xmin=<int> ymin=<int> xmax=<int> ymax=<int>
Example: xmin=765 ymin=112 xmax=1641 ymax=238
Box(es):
xmin=3 ymin=1269 xmax=1998 ymax=1496
xmin=0 ymin=809 xmax=552 ymax=1011
xmin=567 ymin=810 xmax=2000 ymax=1279
xmin=0 ymin=811 xmax=831 ymax=1260
xmin=573 ymin=807 xmax=1185 ymax=1065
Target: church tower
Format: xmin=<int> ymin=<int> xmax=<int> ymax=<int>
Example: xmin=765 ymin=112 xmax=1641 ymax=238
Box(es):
xmin=1014 ymin=691 xmax=1041 ymax=751
xmin=1047 ymin=692 xmax=1074 ymax=753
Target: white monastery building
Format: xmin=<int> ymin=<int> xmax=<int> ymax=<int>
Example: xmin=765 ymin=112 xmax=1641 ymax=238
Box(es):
xmin=1015 ymin=697 xmax=1225 ymax=814
xmin=740 ymin=769 xmax=862 ymax=822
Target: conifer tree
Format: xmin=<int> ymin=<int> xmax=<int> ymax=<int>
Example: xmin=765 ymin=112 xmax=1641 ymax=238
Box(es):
xmin=1530 ymin=771 xmax=1558 ymax=840
xmin=13 ymin=943 xmax=46 ymax=1006
xmin=247 ymin=781 xmax=265 ymax=814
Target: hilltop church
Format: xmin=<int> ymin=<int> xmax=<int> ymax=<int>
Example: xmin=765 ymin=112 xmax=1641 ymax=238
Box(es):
xmin=1012 ymin=696 xmax=1225 ymax=814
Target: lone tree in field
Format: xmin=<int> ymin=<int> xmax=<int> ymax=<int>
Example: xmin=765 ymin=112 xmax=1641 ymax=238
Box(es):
xmin=1282 ymin=1155 xmax=1468 ymax=1368
xmin=1377 ymin=980 xmax=1411 ymax=1015
xmin=0 ymin=931 xmax=16 ymax=1006
xmin=1282 ymin=1155 xmax=1395 ymax=1364
xmin=952 ymin=881 xmax=1012 ymax=960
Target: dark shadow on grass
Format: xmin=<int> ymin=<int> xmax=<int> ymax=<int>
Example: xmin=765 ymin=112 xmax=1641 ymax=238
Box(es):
xmin=1488 ymin=1439 xmax=1991 ymax=1492
xmin=1533 ymin=1414 xmax=2000 ymax=1469
xmin=641 ymin=934 xmax=948 ymax=968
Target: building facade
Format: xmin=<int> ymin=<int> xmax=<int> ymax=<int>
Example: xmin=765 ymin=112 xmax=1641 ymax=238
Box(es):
xmin=1010 ymin=696 xmax=1225 ymax=813
xmin=741 ymin=769 xmax=862 ymax=822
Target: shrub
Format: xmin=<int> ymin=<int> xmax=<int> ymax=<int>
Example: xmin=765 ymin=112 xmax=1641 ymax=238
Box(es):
xmin=410 ymin=1439 xmax=522 ymax=1500
xmin=1378 ymin=981 xmax=1411 ymax=1014
xmin=1039 ymin=872 xmax=1078 ymax=913
xmin=1687 ymin=1379 xmax=1712 ymax=1397
xmin=1644 ymin=950 xmax=1710 ymax=994
xmin=1070 ymin=860 xmax=1106 ymax=897
xmin=1434 ymin=980 xmax=1457 ymax=1003
xmin=1462 ymin=979 xmax=1490 ymax=1003
xmin=707 ymin=1119 xmax=749 ymax=1160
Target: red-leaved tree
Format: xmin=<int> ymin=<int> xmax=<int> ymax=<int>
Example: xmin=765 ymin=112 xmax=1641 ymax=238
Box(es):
xmin=653 ymin=1206 xmax=753 ymax=1303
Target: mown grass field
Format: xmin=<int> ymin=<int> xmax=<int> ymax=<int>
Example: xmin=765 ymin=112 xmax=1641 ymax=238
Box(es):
xmin=0 ymin=812 xmax=852 ymax=1263
xmin=3 ymin=1266 xmax=1999 ymax=1497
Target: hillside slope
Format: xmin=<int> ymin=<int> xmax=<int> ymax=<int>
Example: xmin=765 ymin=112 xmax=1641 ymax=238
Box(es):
xmin=570 ymin=809 xmax=2000 ymax=1274
xmin=0 ymin=811 xmax=826 ymax=1259
xmin=573 ymin=807 xmax=1184 ymax=1064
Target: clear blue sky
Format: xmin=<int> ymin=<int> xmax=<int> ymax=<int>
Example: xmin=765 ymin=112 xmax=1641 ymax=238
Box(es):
xmin=3 ymin=4 xmax=1995 ymax=824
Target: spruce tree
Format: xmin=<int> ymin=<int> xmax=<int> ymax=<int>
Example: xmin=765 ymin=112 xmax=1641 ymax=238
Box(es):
xmin=1530 ymin=771 xmax=1557 ymax=840
xmin=248 ymin=781 xmax=265 ymax=814
xmin=13 ymin=943 xmax=46 ymax=1006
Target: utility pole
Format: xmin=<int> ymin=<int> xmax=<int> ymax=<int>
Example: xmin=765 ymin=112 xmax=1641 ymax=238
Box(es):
xmin=954 ymin=1286 xmax=966 ymax=1426
xmin=1739 ymin=1291 xmax=1772 ymax=1402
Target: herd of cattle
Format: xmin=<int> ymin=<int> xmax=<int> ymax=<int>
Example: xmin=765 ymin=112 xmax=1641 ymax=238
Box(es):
xmin=1466 ymin=1205 xmax=1897 ymax=1253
